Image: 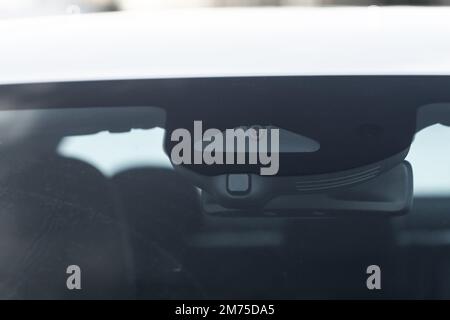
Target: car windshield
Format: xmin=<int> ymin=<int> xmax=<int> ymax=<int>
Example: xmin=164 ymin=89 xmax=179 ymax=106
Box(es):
xmin=1 ymin=0 xmax=450 ymax=302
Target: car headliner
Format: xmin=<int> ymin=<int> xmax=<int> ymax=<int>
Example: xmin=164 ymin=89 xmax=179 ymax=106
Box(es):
xmin=1 ymin=7 xmax=450 ymax=85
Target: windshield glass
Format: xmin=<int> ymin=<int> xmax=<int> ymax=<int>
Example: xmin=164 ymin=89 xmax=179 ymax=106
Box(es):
xmin=2 ymin=0 xmax=450 ymax=302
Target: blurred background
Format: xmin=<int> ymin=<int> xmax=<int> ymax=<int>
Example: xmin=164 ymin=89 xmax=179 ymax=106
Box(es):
xmin=1 ymin=0 xmax=450 ymax=19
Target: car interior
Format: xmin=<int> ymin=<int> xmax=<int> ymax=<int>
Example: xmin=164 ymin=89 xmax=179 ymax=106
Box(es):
xmin=0 ymin=102 xmax=449 ymax=300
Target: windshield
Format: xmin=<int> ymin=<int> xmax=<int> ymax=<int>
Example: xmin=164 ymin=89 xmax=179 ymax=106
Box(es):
xmin=1 ymin=0 xmax=450 ymax=303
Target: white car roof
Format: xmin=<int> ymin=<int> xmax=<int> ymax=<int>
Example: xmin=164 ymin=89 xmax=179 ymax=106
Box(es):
xmin=1 ymin=6 xmax=450 ymax=85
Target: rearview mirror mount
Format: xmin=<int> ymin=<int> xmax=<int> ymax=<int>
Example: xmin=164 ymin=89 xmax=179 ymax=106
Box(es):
xmin=199 ymin=161 xmax=413 ymax=217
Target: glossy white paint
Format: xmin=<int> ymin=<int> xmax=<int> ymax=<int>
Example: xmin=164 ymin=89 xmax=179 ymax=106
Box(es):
xmin=2 ymin=7 xmax=450 ymax=85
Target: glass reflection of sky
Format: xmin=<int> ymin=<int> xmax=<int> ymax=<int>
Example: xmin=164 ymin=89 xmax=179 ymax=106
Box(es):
xmin=407 ymin=124 xmax=450 ymax=196
xmin=58 ymin=128 xmax=172 ymax=177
